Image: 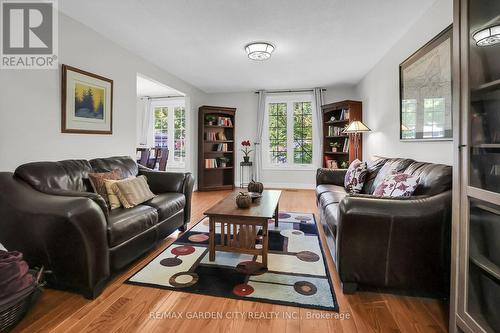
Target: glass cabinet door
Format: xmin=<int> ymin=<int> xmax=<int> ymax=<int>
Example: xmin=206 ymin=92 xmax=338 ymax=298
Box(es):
xmin=465 ymin=0 xmax=500 ymax=332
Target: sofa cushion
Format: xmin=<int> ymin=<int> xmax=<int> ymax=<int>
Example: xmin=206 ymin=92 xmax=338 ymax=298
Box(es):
xmin=367 ymin=158 xmax=415 ymax=194
xmin=403 ymin=162 xmax=452 ymax=196
xmin=344 ymin=159 xmax=368 ymax=193
xmin=14 ymin=160 xmax=93 ymax=193
xmin=323 ymin=203 xmax=339 ymax=235
xmin=88 ymin=169 xmax=123 ymax=206
xmin=319 ymin=190 xmax=347 ymax=208
xmin=143 ymin=193 xmax=185 ymax=221
xmin=316 ymin=184 xmax=347 ymax=199
xmin=90 ymin=156 xmax=138 ymax=178
xmin=112 ymin=175 xmax=156 ymax=208
xmin=107 ymin=205 xmax=158 ymax=247
xmin=373 ymin=173 xmax=420 ymax=197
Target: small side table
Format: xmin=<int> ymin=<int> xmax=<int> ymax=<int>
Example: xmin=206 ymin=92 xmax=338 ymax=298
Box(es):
xmin=239 ymin=161 xmax=253 ymax=188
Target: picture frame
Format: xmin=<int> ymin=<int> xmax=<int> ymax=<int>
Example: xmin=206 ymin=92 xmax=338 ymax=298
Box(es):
xmin=61 ymin=64 xmax=113 ymax=134
xmin=399 ymin=25 xmax=453 ymax=141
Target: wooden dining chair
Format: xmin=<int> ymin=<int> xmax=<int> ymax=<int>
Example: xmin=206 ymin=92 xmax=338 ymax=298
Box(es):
xmin=157 ymin=148 xmax=169 ymax=171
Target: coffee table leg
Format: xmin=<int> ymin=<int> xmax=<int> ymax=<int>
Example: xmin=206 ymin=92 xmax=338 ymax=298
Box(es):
xmin=262 ymin=220 xmax=268 ymax=268
xmin=275 ymin=203 xmax=279 ymax=227
xmin=209 ymin=217 xmax=215 ymax=261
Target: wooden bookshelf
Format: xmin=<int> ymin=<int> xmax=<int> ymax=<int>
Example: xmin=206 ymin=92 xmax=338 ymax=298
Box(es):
xmin=321 ymin=100 xmax=362 ymax=169
xmin=198 ymin=105 xmax=236 ymax=191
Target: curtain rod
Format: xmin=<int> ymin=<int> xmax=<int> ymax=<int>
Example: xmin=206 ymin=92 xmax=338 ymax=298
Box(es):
xmin=140 ymin=95 xmax=185 ymax=100
xmin=254 ymin=88 xmax=326 ymax=94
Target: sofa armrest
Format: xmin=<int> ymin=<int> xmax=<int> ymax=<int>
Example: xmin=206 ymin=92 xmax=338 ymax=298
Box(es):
xmin=316 ymin=168 xmax=347 ymax=187
xmin=39 ymin=188 xmax=109 ymax=219
xmin=138 ymin=169 xmax=195 ymax=225
xmin=0 ymin=173 xmax=110 ymax=298
xmin=336 ymin=191 xmax=451 ymax=293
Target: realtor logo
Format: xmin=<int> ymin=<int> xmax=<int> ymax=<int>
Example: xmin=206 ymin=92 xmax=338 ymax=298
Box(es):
xmin=1 ymin=0 xmax=58 ymax=69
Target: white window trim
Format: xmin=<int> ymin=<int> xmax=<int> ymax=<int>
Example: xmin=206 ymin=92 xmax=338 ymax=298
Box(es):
xmin=262 ymin=93 xmax=320 ymax=171
xmin=150 ymin=97 xmax=187 ymax=169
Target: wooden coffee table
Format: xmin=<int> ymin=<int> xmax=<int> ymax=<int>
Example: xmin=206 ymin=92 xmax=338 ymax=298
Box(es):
xmin=204 ymin=190 xmax=282 ymax=268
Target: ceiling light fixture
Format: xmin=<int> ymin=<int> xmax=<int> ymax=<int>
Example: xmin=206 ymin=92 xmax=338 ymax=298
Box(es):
xmin=473 ymin=25 xmax=500 ymax=47
xmin=245 ymin=42 xmax=275 ymax=61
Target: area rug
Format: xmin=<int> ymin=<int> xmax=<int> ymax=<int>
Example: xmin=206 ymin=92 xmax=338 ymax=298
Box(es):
xmin=125 ymin=212 xmax=338 ymax=311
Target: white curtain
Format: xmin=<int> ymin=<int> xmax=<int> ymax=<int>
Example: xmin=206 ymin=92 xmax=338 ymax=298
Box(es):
xmin=254 ymin=90 xmax=267 ymax=181
xmin=313 ymin=88 xmax=324 ymax=167
xmin=139 ymin=97 xmax=152 ymax=146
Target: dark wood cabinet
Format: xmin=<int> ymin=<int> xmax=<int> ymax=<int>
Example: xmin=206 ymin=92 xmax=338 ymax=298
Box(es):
xmin=198 ymin=106 xmax=236 ymax=191
xmin=321 ymin=100 xmax=362 ymax=168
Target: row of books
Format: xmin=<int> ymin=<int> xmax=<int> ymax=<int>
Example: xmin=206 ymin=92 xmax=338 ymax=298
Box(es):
xmin=204 ymin=158 xmax=230 ymax=169
xmin=215 ymin=117 xmax=233 ymax=127
xmin=205 ymin=131 xmax=227 ymax=141
xmin=213 ymin=143 xmax=229 ymax=152
xmin=341 ymin=138 xmax=350 ymax=152
xmin=327 ymin=126 xmax=345 ymax=136
xmin=339 ymin=109 xmax=350 ymax=120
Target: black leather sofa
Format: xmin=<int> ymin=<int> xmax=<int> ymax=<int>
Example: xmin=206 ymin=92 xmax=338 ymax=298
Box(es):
xmin=316 ymin=156 xmax=452 ymax=296
xmin=0 ymin=156 xmax=194 ymax=299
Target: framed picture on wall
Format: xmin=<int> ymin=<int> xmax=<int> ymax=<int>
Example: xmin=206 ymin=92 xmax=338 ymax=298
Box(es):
xmin=61 ymin=64 xmax=113 ymax=134
xmin=399 ymin=25 xmax=452 ymax=141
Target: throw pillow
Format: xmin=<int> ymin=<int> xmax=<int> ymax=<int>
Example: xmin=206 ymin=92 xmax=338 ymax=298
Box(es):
xmin=88 ymin=169 xmax=123 ymax=205
xmin=111 ymin=175 xmax=155 ymax=209
xmin=104 ymin=179 xmax=126 ymax=210
xmin=344 ymin=159 xmax=368 ymax=193
xmin=373 ymin=173 xmax=420 ymax=197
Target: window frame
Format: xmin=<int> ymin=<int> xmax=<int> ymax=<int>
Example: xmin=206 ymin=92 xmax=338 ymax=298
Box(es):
xmin=150 ymin=97 xmax=187 ymax=169
xmin=262 ymin=93 xmax=319 ymax=171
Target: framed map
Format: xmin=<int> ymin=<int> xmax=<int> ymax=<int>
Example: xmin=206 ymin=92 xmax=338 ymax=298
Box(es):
xmin=400 ymin=25 xmax=452 ymax=141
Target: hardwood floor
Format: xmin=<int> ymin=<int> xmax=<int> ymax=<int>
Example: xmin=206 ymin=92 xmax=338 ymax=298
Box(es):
xmin=12 ymin=189 xmax=449 ymax=333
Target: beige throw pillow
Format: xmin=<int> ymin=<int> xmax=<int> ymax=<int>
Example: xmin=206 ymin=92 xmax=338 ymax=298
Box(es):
xmin=111 ymin=175 xmax=155 ymax=209
xmin=104 ymin=179 xmax=126 ymax=210
xmin=88 ymin=169 xmax=123 ymax=206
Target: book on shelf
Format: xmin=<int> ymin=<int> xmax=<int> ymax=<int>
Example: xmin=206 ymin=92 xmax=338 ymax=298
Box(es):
xmin=339 ymin=109 xmax=350 ymax=121
xmin=205 ymin=158 xmax=218 ymax=169
xmin=342 ymin=138 xmax=350 ymax=152
xmin=328 ymin=126 xmax=345 ymax=136
xmin=205 ymin=131 xmax=228 ymax=141
xmin=213 ymin=143 xmax=229 ymax=152
xmin=211 ymin=116 xmax=233 ymax=127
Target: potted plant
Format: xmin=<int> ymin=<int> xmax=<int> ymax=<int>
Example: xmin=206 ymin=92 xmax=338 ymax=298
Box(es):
xmin=330 ymin=142 xmax=340 ymax=152
xmin=219 ymin=157 xmax=230 ymax=168
xmin=240 ymin=140 xmax=253 ymax=163
xmin=206 ymin=115 xmax=217 ymax=126
xmin=340 ymin=161 xmax=349 ymax=169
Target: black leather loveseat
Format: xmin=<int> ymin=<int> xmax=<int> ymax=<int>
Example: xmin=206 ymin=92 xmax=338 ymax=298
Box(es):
xmin=0 ymin=156 xmax=194 ymax=298
xmin=316 ymin=156 xmax=452 ymax=296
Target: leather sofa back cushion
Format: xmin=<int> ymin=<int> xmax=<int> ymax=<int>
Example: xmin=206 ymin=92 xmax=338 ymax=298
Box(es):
xmin=89 ymin=156 xmax=138 ymax=178
xmin=14 ymin=159 xmax=93 ymax=192
xmin=112 ymin=175 xmax=156 ymax=209
xmin=404 ymin=162 xmax=452 ymax=195
xmin=361 ymin=156 xmax=388 ymax=194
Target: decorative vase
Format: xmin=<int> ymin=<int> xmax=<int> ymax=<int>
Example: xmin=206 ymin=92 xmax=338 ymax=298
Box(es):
xmin=248 ymin=180 xmax=264 ymax=193
xmin=331 ymin=147 xmax=337 ymax=152
xmin=243 ymin=156 xmax=250 ymax=163
xmin=221 ymin=162 xmax=227 ymax=168
xmin=236 ymin=192 xmax=252 ymax=208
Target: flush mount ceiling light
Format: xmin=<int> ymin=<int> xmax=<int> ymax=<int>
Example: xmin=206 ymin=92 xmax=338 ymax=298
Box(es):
xmin=245 ymin=42 xmax=275 ymax=61
xmin=473 ymin=25 xmax=500 ymax=47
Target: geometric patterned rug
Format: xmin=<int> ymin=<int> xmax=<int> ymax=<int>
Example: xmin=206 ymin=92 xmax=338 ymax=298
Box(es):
xmin=125 ymin=212 xmax=338 ymax=311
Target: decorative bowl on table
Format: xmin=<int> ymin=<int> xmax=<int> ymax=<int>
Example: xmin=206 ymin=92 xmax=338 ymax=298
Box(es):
xmin=247 ymin=192 xmax=262 ymax=201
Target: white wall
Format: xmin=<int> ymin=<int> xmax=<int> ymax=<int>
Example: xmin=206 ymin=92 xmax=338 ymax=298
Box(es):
xmin=204 ymin=85 xmax=358 ymax=189
xmin=0 ymin=13 xmax=206 ymax=173
xmin=356 ymin=0 xmax=454 ymax=165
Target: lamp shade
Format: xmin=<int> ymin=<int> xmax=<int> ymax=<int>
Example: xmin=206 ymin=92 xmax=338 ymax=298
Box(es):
xmin=343 ymin=121 xmax=371 ymax=134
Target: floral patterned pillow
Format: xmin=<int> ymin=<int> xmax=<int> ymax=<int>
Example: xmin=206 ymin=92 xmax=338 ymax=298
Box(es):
xmin=344 ymin=159 xmax=368 ymax=193
xmin=373 ymin=173 xmax=420 ymax=197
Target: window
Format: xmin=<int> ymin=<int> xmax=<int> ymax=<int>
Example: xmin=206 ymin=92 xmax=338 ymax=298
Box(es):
xmin=263 ymin=94 xmax=317 ymax=169
xmin=151 ymin=99 xmax=186 ymax=168
xmin=423 ymin=98 xmax=445 ymax=138
xmin=401 ymin=99 xmax=417 ymax=139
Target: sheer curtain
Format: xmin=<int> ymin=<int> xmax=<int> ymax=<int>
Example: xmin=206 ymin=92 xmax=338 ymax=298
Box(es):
xmin=139 ymin=97 xmax=152 ymax=146
xmin=254 ymin=90 xmax=267 ymax=181
xmin=313 ymin=88 xmax=324 ymax=167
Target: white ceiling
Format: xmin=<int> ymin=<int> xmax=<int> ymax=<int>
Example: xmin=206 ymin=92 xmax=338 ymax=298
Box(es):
xmin=60 ymin=0 xmax=437 ymax=93
xmin=136 ymin=74 xmax=185 ymax=97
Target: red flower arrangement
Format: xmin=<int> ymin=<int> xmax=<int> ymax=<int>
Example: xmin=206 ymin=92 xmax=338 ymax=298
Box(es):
xmin=241 ymin=140 xmax=253 ymax=162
